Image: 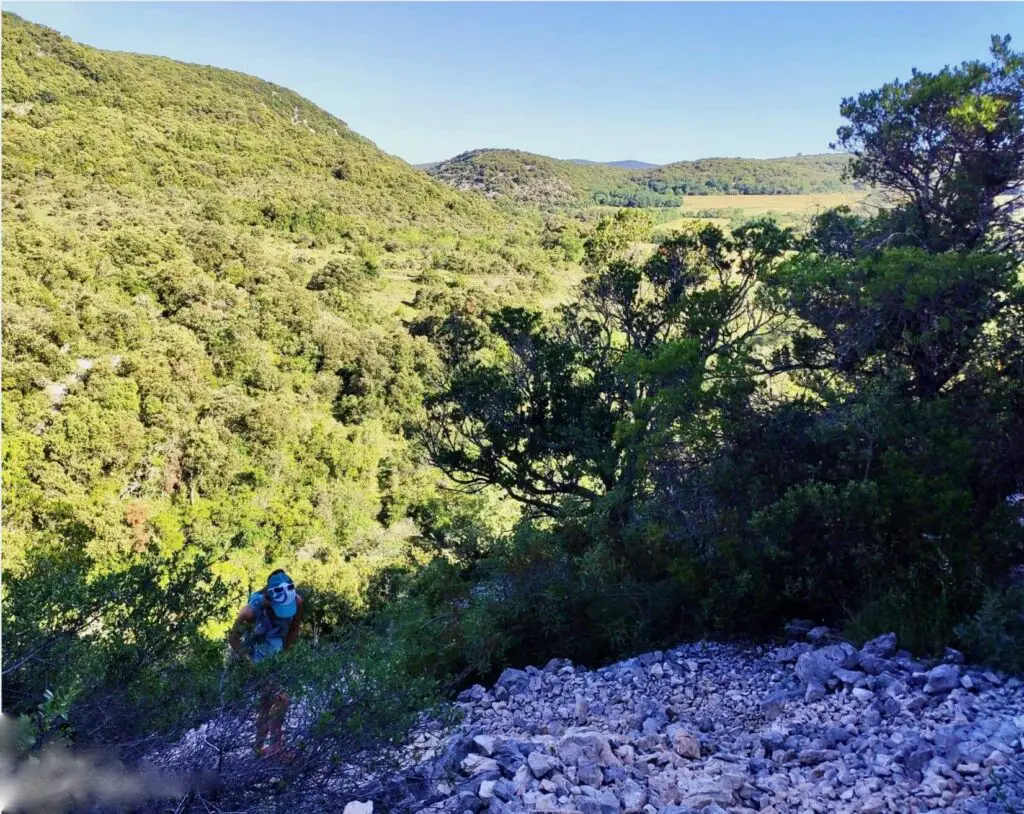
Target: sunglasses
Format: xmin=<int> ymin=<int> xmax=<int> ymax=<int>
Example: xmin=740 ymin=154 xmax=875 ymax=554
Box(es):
xmin=267 ymin=583 xmax=295 ymax=599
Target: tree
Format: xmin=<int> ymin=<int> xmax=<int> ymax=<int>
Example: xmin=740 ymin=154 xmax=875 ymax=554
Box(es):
xmin=766 ymin=247 xmax=1021 ymax=399
xmin=422 ymin=217 xmax=794 ymax=521
xmin=834 ymin=35 xmax=1024 ymax=254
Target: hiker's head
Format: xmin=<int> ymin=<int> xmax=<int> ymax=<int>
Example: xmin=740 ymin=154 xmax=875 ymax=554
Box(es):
xmin=264 ymin=569 xmax=297 ymax=618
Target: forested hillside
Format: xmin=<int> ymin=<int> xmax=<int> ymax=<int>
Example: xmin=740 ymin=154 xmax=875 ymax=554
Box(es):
xmin=1 ymin=10 xmax=565 ymax=735
xmin=566 ymin=158 xmax=660 ymax=169
xmin=426 ymin=148 xmax=855 ymax=209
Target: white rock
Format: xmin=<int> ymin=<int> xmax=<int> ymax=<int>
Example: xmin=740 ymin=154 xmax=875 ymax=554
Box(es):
xmin=512 ymin=763 xmax=532 ymax=793
xmin=620 ymin=778 xmax=647 ymax=813
xmin=461 ymin=753 xmax=500 ymax=775
xmin=925 ymin=664 xmax=960 ymax=694
xmin=528 ymin=751 xmax=560 ymax=778
xmin=678 ymin=777 xmax=735 ymax=808
xmin=472 ymin=734 xmax=497 ymax=756
xmin=667 ymin=725 xmax=701 ymax=759
xmin=478 ymin=779 xmax=496 ymax=799
xmin=379 ymin=634 xmax=1024 ymax=814
xmin=557 ymin=731 xmax=620 ymax=768
xmin=45 ymin=382 xmax=68 ymax=404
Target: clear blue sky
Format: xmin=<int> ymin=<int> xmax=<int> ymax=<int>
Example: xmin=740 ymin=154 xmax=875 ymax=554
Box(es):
xmin=7 ymin=2 xmax=1023 ymax=165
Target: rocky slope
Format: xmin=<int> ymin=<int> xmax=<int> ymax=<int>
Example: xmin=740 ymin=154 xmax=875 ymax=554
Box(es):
xmin=352 ymin=627 xmax=1024 ymax=814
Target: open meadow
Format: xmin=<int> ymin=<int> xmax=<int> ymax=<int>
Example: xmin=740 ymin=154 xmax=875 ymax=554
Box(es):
xmin=653 ymin=190 xmax=877 ymax=234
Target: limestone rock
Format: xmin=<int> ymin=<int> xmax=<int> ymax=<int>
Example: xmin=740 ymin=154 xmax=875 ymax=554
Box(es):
xmin=527 ymin=751 xmax=559 ymax=778
xmin=576 ymin=761 xmax=604 ymax=787
xmin=579 ymin=791 xmax=619 ymax=814
xmin=556 ymin=731 xmax=621 ymax=769
xmin=472 ymin=734 xmax=497 ymax=756
xmin=667 ymin=725 xmax=701 ymax=759
xmin=804 ymin=680 xmax=826 ymax=702
xmin=620 ymin=778 xmax=647 ymax=813
xmin=925 ymin=663 xmax=961 ymax=694
xmin=860 ymin=632 xmax=898 ymax=659
xmin=364 ymin=631 xmax=1024 ymax=814
xmin=461 ymin=753 xmax=500 ymax=775
xmin=795 ymin=643 xmax=857 ymax=685
xmin=677 ymin=777 xmax=735 ymax=809
xmin=495 ymin=667 xmax=530 ymax=696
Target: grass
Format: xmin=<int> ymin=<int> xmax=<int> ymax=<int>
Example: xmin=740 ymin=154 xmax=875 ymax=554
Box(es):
xmin=652 ymin=191 xmax=876 ymax=236
xmin=680 ymin=191 xmax=868 ymax=214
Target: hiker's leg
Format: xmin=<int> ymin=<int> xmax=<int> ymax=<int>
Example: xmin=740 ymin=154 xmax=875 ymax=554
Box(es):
xmin=255 ymin=701 xmax=271 ymax=750
xmin=254 ymin=686 xmax=273 ymax=750
xmin=268 ymin=690 xmax=289 ymax=748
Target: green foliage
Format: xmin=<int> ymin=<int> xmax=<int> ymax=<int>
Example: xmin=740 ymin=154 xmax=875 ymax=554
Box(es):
xmin=3 ymin=543 xmax=234 ymax=744
xmin=415 ymin=34 xmax=1024 ymax=678
xmin=955 ymin=584 xmax=1024 ymax=674
xmin=424 ymin=216 xmax=794 ymax=542
xmin=766 ymin=247 xmax=1021 ymax=398
xmin=835 ymin=34 xmax=1024 ymax=254
xmin=541 ymin=215 xmax=587 ymax=263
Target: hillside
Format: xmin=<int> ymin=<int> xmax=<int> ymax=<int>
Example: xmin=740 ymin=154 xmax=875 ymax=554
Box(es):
xmin=409 ymin=633 xmax=1024 ymax=814
xmin=426 ymin=148 xmax=856 ymax=209
xmin=1 ymin=15 xmax=547 ymax=261
xmin=0 ymin=9 xmax=563 ymax=672
xmin=566 ymin=158 xmax=660 ymax=169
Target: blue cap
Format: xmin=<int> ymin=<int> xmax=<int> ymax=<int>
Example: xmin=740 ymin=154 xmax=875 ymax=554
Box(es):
xmin=267 ymin=571 xmax=297 ymax=618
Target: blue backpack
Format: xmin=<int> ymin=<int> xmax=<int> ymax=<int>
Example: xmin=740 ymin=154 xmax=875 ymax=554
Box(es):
xmin=245 ymin=591 xmax=292 ymax=663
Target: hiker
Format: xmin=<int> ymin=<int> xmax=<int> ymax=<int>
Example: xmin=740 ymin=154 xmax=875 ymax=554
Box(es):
xmin=227 ymin=569 xmax=304 ymax=759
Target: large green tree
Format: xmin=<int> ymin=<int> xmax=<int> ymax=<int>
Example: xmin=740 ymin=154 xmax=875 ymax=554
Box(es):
xmin=834 ymin=35 xmax=1024 ymax=254
xmin=422 ymin=215 xmax=794 ymax=524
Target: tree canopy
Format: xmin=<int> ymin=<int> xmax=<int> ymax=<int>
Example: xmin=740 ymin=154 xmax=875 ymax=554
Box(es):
xmin=835 ymin=35 xmax=1024 ymax=254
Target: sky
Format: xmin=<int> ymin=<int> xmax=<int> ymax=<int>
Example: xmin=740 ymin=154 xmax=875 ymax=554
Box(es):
xmin=7 ymin=2 xmax=1024 ymax=165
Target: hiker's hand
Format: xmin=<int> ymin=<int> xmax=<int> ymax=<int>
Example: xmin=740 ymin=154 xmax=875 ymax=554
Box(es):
xmin=230 ymin=652 xmax=254 ymax=674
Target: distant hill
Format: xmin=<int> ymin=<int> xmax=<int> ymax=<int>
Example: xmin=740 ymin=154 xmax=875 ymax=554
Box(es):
xmin=567 ymin=159 xmax=661 ymax=170
xmin=427 ymin=149 xmax=856 ymax=209
xmin=416 ymin=158 xmax=659 ymax=171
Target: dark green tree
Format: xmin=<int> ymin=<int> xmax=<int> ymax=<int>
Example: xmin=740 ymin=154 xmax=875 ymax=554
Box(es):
xmin=834 ymin=35 xmax=1024 ymax=254
xmin=422 ymin=217 xmax=794 ymax=522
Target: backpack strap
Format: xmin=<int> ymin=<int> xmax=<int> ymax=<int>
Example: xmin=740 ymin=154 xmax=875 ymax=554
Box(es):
xmin=246 ymin=591 xmax=290 ymax=661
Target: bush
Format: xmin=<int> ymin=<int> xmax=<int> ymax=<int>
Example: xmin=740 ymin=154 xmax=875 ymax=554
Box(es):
xmin=956 ymin=585 xmax=1024 ymax=674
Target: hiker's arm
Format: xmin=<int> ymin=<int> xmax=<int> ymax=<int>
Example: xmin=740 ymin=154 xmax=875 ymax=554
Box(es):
xmin=284 ymin=596 xmax=303 ymax=651
xmin=227 ymin=605 xmax=256 ymax=661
